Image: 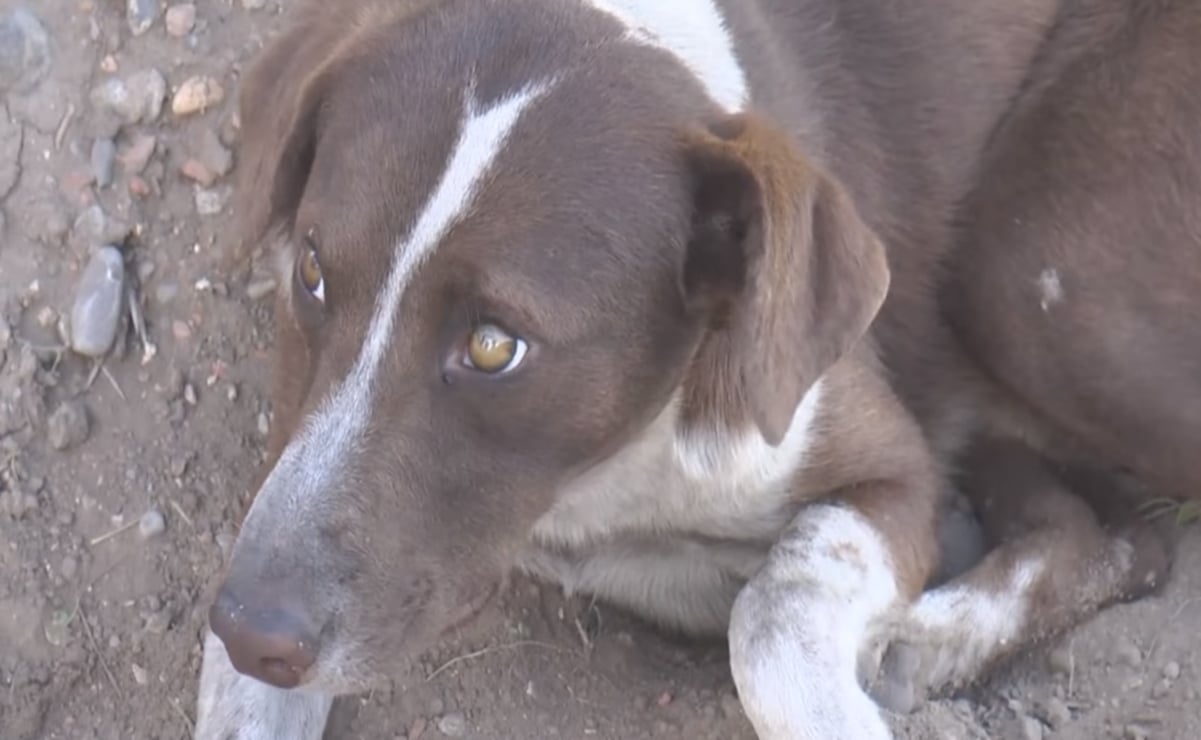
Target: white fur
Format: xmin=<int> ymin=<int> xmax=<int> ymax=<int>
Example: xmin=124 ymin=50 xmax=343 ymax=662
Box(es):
xmin=728 ymin=504 xmax=901 ymax=740
xmin=238 ymin=78 xmax=554 ymax=527
xmin=195 ymin=631 xmax=331 ymax=740
xmin=583 ymin=0 xmax=749 ymax=111
xmin=196 ymin=80 xmax=553 ymax=738
xmin=895 ymin=555 xmax=1047 ymax=691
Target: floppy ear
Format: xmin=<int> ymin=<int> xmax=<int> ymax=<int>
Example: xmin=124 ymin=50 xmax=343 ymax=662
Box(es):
xmin=218 ymin=7 xmax=349 ymax=271
xmin=679 ymin=113 xmax=891 ymax=446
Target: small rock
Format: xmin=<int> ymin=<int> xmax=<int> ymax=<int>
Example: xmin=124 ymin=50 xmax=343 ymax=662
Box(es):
xmin=60 ymin=556 xmax=78 ymax=579
xmin=655 ymin=691 xmax=673 ymax=707
xmin=242 ymin=0 xmax=268 ymax=9
xmin=47 ymin=401 xmax=90 ymax=450
xmin=90 ymin=68 xmax=167 ymax=124
xmin=1039 ymin=697 xmax=1072 ymax=729
xmin=130 ymin=663 xmax=149 ymax=685
xmin=118 ymin=133 xmax=157 ymax=174
xmin=0 ymin=7 xmax=52 ymax=95
xmin=172 ymin=75 xmax=225 ymax=116
xmin=72 ymin=205 xmax=131 ymax=249
xmin=164 ymin=4 xmax=196 ymax=37
xmin=195 ymin=126 xmax=233 ymax=177
xmin=1020 ymin=716 xmax=1044 ymax=740
xmin=43 ymin=609 xmax=73 ymax=647
xmin=436 ymin=712 xmax=467 ymax=737
xmin=183 ymin=383 xmax=197 ymax=405
xmin=1163 ymin=661 xmax=1181 ymax=680
xmin=1114 ymin=637 xmax=1143 ymax=668
xmin=180 ymin=158 xmax=215 ymax=186
xmin=91 ymin=138 xmax=116 ymax=188
xmin=127 ymin=0 xmax=159 ymax=36
xmin=256 ymin=412 xmax=270 ymax=437
xmin=194 ymin=186 xmax=231 ymax=216
xmin=138 ymin=507 xmax=166 ymax=539
xmin=70 ymin=246 xmax=126 ymax=356
xmin=128 ymin=176 xmax=151 ymax=198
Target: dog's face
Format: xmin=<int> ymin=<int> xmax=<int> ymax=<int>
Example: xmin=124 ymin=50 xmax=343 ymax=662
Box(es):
xmin=213 ymin=0 xmax=890 ymax=693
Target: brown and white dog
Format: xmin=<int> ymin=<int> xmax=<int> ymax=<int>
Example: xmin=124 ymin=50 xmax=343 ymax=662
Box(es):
xmin=194 ymin=1 xmax=1201 ymax=738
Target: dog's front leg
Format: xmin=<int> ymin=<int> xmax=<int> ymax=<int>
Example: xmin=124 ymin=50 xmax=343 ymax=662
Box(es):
xmin=194 ymin=630 xmax=332 ymax=740
xmin=729 ymin=490 xmax=937 ymax=740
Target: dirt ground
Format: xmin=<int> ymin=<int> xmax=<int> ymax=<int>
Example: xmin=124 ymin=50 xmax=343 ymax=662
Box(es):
xmin=0 ymin=2 xmax=1198 ymax=739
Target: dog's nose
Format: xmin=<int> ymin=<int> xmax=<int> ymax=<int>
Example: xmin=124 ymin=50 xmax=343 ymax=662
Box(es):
xmin=208 ymin=585 xmax=322 ymax=689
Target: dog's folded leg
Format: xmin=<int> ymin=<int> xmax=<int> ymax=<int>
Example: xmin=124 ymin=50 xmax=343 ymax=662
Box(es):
xmin=872 ymin=436 xmax=1171 ymax=706
xmin=195 ymin=630 xmax=332 ymax=740
xmin=729 ymin=487 xmax=938 ymax=740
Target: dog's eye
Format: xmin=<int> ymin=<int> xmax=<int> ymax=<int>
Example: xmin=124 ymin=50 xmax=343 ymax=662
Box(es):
xmin=297 ymin=243 xmax=325 ymax=303
xmin=464 ymin=324 xmax=527 ymax=374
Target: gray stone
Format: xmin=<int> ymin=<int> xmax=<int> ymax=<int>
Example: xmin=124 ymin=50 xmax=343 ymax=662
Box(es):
xmin=90 ymin=138 xmax=116 ymax=188
xmin=47 ymin=401 xmax=90 ymax=450
xmin=70 ymin=246 xmax=126 ymax=357
xmin=194 ymin=185 xmax=230 ymax=216
xmin=0 ymin=7 xmax=51 ymax=95
xmin=436 ymin=712 xmax=467 ymax=738
xmin=138 ymin=507 xmax=166 ymax=539
xmin=90 ymin=68 xmax=167 ymax=124
xmin=127 ymin=0 xmax=160 ymax=36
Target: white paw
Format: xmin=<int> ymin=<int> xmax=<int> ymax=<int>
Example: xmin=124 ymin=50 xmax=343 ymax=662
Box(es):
xmin=195 ymin=630 xmax=333 ymax=740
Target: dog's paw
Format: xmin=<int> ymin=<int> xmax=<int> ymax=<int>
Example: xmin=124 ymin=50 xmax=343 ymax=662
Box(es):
xmin=1110 ymin=521 xmax=1172 ymax=603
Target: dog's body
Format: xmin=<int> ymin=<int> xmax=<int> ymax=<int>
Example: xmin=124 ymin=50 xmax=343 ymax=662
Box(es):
xmin=195 ymin=1 xmax=1200 ymax=738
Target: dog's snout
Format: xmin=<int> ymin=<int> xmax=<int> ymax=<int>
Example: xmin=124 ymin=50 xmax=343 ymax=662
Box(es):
xmin=208 ymin=585 xmax=323 ymax=689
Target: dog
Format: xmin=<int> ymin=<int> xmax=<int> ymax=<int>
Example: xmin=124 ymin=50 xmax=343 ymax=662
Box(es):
xmin=194 ymin=1 xmax=1200 ymax=738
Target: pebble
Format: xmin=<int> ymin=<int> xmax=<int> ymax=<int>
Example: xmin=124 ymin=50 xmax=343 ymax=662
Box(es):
xmin=183 ymin=383 xmax=197 ymax=405
xmin=72 ymin=205 xmax=131 ymax=250
xmin=130 ymin=662 xmax=149 ymax=685
xmin=90 ymin=137 xmax=116 ymax=188
xmin=1020 ymin=716 xmax=1044 ymax=740
xmin=256 ymin=412 xmax=270 ymax=437
xmin=1163 ymin=661 xmax=1181 ymax=680
xmin=118 ymin=133 xmax=157 ymax=174
xmin=47 ymin=401 xmax=90 ymax=450
xmin=90 ymin=68 xmax=167 ymax=124
xmin=60 ymin=556 xmax=77 ymax=579
xmin=195 ymin=126 xmax=233 ymax=177
xmin=242 ymin=0 xmax=268 ymax=9
xmin=1039 ymin=697 xmax=1072 ymax=729
xmin=180 ymin=158 xmax=216 ymax=186
xmin=164 ymin=4 xmax=196 ymax=37
xmin=1125 ymin=724 xmax=1151 ymax=740
xmin=0 ymin=6 xmax=51 ymax=94
xmin=127 ymin=0 xmax=159 ymax=36
xmin=194 ymin=186 xmax=231 ymax=215
xmin=1114 ymin=636 xmax=1143 ymax=668
xmin=70 ymin=246 xmax=126 ymax=356
xmin=43 ymin=609 xmax=73 ymax=647
xmin=139 ymin=507 xmax=166 ymax=538
xmin=436 ymin=712 xmax=467 ymax=737
xmin=172 ymin=75 xmax=225 ymax=116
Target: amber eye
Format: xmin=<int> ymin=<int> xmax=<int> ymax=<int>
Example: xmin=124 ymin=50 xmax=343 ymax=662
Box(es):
xmin=465 ymin=323 xmax=528 ymax=374
xmin=297 ymin=243 xmax=325 ymax=302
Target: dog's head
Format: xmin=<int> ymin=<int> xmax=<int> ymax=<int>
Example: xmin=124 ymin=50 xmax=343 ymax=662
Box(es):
xmin=211 ymin=0 xmax=889 ymax=693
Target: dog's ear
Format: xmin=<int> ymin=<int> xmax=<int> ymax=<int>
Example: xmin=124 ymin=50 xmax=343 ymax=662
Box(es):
xmin=219 ymin=9 xmax=346 ymax=271
xmin=678 ymin=113 xmax=890 ymax=446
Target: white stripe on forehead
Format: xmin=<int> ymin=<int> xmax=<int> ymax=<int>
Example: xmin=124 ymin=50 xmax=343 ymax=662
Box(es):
xmin=243 ymin=78 xmax=553 ymax=523
xmin=584 ymin=0 xmax=748 ymax=112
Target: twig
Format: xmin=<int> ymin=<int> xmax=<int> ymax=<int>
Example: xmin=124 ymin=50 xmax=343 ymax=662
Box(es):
xmin=89 ymin=518 xmax=138 ymax=547
xmin=170 ymin=499 xmax=194 ymax=528
xmin=426 ymin=641 xmax=564 ymax=682
xmin=168 ymin=698 xmax=195 ymax=734
xmin=78 ymin=605 xmax=124 ymax=699
xmin=54 ymin=103 xmax=76 ymax=151
xmin=101 ymin=365 xmax=127 ymax=401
